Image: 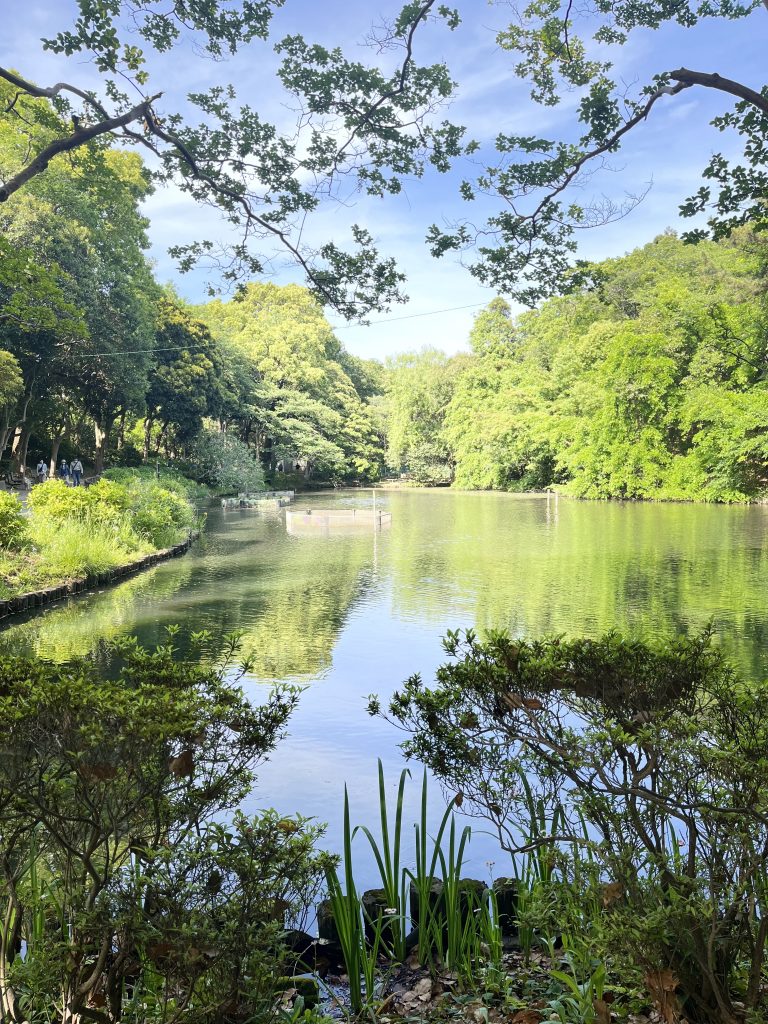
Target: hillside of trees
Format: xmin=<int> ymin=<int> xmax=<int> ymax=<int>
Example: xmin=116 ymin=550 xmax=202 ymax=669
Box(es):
xmin=385 ymin=232 xmax=768 ymax=502
xmin=4 ymin=80 xmax=768 ymax=503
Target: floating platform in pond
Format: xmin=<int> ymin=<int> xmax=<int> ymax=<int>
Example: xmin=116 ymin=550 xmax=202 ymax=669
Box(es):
xmin=285 ymin=507 xmax=392 ymax=535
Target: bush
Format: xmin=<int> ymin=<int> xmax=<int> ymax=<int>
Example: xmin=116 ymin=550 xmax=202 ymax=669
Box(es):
xmin=0 ymin=633 xmax=325 ymax=1024
xmin=128 ymin=481 xmax=196 ymax=548
xmin=0 ymin=492 xmax=28 ymax=550
xmin=188 ymin=426 xmax=265 ymax=493
xmin=376 ymin=629 xmax=768 ymax=1024
xmin=26 ymin=478 xmax=91 ymax=520
xmin=27 ymin=474 xmax=198 ymax=550
xmin=103 ymin=465 xmax=209 ymax=504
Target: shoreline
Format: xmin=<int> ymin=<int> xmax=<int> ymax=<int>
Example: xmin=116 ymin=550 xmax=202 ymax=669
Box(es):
xmin=376 ymin=482 xmax=768 ymax=505
xmin=0 ymin=529 xmax=200 ymax=625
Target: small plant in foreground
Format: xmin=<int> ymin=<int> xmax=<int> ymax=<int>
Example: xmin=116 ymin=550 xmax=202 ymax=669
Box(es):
xmin=325 ymin=787 xmax=383 ymax=1015
xmin=354 ymin=759 xmax=410 ymax=961
xmin=328 ymin=761 xmax=505 ymax=1010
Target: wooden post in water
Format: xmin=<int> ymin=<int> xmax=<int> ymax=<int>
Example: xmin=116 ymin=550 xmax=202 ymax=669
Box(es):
xmin=372 ymin=487 xmax=378 ymax=570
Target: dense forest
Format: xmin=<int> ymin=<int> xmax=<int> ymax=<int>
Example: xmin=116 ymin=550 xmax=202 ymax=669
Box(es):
xmin=0 ymin=85 xmax=386 ymax=489
xmin=3 ymin=84 xmax=768 ymax=503
xmin=387 ymin=232 xmax=768 ymax=501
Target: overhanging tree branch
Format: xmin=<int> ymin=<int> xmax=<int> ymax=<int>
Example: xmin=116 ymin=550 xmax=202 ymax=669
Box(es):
xmin=0 ymin=79 xmax=162 ymax=203
xmin=669 ymin=67 xmax=768 ymax=115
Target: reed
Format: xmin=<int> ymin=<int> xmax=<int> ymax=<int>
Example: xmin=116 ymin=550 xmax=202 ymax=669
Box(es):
xmin=324 ymin=786 xmax=381 ymax=1014
xmin=328 ymin=763 xmax=506 ymax=1004
xmin=353 ymin=759 xmax=409 ymax=960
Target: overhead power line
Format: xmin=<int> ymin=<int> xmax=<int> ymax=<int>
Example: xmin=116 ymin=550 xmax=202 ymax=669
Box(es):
xmin=67 ymin=300 xmax=490 ymax=358
xmin=333 ymin=301 xmax=488 ymax=329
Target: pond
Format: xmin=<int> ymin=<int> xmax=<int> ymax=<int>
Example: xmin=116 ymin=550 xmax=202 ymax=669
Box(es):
xmin=4 ymin=489 xmax=768 ymax=885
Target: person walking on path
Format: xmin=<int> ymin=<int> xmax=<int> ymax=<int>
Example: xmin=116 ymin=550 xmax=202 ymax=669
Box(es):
xmin=71 ymin=457 xmax=83 ymax=487
xmin=36 ymin=458 xmax=48 ymax=484
xmin=59 ymin=458 xmax=70 ymax=483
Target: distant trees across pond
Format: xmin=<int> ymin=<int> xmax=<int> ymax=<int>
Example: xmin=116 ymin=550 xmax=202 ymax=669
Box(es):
xmin=3 ymin=87 xmax=768 ymax=501
xmin=385 ymin=231 xmax=768 ymax=502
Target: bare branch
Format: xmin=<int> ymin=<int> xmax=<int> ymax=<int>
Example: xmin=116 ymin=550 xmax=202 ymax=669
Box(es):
xmin=0 ymin=66 xmax=111 ymax=121
xmin=334 ymin=0 xmax=439 ymax=169
xmin=669 ymin=67 xmax=768 ymax=115
xmin=526 ymin=80 xmax=690 ymax=226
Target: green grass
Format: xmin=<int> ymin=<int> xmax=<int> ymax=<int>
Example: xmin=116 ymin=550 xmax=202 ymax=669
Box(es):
xmin=31 ymin=517 xmax=152 ymax=579
xmin=0 ymin=472 xmax=203 ymax=600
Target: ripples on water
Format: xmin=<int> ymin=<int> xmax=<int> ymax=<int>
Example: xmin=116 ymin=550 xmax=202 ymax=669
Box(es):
xmin=4 ymin=490 xmax=768 ymax=883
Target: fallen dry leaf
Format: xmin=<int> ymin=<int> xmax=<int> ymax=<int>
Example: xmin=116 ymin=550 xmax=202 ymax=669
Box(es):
xmin=594 ymin=997 xmax=612 ymax=1023
xmin=602 ymin=881 xmax=624 ymax=907
xmin=645 ymin=969 xmax=681 ymax=1024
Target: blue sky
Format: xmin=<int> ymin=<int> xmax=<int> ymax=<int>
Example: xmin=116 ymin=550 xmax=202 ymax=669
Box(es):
xmin=2 ymin=0 xmax=766 ymax=359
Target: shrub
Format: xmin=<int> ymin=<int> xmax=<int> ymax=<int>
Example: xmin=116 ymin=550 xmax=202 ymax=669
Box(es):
xmin=188 ymin=425 xmax=265 ymax=493
xmin=26 ymin=478 xmax=91 ymax=520
xmin=0 ymin=633 xmax=323 ymax=1024
xmin=103 ymin=465 xmax=208 ymax=503
xmin=0 ymin=491 xmax=28 ymax=549
xmin=27 ymin=475 xmax=198 ymax=550
xmin=128 ymin=481 xmax=196 ymax=548
xmin=376 ymin=629 xmax=768 ymax=1024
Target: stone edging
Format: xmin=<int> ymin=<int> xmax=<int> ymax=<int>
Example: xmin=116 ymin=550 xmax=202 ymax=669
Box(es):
xmin=0 ymin=530 xmax=200 ymax=624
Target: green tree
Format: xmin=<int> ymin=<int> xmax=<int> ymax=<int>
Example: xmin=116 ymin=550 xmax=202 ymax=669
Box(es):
xmin=0 ymin=104 xmax=159 ymax=473
xmin=144 ymin=297 xmax=224 ymax=460
xmin=0 ymin=350 xmax=23 ymax=459
xmin=0 ymin=632 xmax=326 ymax=1024
xmin=198 ymin=283 xmax=386 ymax=482
xmin=375 ymin=628 xmax=768 ymax=1023
xmin=443 ymin=299 xmax=558 ymax=490
xmin=427 ymin=0 xmax=768 ymax=302
xmin=416 ymin=234 xmax=768 ymax=501
xmin=0 ymin=1 xmax=463 ymax=317
xmin=385 ymin=348 xmax=465 ymax=484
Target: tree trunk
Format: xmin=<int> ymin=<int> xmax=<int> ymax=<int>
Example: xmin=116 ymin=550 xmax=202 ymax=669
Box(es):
xmin=116 ymin=410 xmax=127 ymax=451
xmin=143 ymin=417 xmax=154 ymax=462
xmin=49 ymin=434 xmax=63 ymax=476
xmin=0 ymin=407 xmax=16 ymax=463
xmin=94 ymin=417 xmax=114 ymax=475
xmin=11 ymin=424 xmax=31 ymax=474
xmin=157 ymin=420 xmax=169 ymax=459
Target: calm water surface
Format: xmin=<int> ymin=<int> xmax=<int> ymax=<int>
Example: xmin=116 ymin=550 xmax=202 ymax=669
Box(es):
xmin=5 ymin=490 xmax=768 ymax=882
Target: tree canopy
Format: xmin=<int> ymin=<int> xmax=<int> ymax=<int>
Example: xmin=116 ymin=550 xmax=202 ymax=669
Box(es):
xmin=427 ymin=0 xmax=768 ymax=303
xmin=0 ymin=92 xmax=388 ymax=483
xmin=196 ymin=283 xmax=385 ymax=481
xmin=0 ymin=1 xmax=463 ymax=317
